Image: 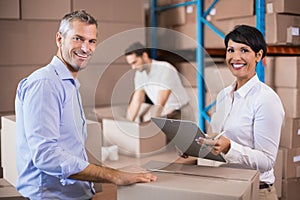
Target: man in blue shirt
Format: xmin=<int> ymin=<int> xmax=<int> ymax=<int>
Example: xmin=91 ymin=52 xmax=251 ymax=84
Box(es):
xmin=15 ymin=10 xmax=156 ymax=199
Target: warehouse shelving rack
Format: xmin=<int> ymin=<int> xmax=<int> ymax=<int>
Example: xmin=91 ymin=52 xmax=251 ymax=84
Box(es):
xmin=150 ymin=0 xmax=267 ymax=132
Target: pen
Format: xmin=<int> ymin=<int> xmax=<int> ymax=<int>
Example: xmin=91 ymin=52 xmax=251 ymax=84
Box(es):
xmin=213 ymin=131 xmax=226 ymax=140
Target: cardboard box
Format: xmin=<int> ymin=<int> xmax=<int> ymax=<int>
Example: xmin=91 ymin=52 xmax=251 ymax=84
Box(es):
xmin=1 ymin=115 xmax=18 ymax=186
xmin=276 ymin=88 xmax=300 ymax=118
xmin=118 ymin=161 xmax=259 ymax=200
xmin=73 ymin=0 xmax=144 ymax=24
xmin=274 ymin=57 xmax=300 ymax=88
xmin=274 ymin=149 xmax=283 ymax=198
xmin=21 ymin=0 xmax=70 ymax=20
xmin=102 ymin=119 xmax=167 ymax=158
xmin=0 ymin=179 xmax=25 ymax=199
xmin=78 ymin=63 xmax=134 ymax=107
xmin=205 ymin=63 xmax=235 ymax=93
xmin=101 ymin=104 xmax=167 ymax=157
xmin=0 ymin=0 xmax=19 ymax=19
xmin=175 ymin=62 xmax=197 ymax=87
xmin=204 ymin=16 xmax=255 ymax=49
xmin=157 ymin=5 xmax=186 ymax=27
xmin=0 ymin=65 xmax=39 ymax=113
xmin=1 ymin=115 xmax=103 ymax=186
xmin=264 ymin=56 xmax=276 ymax=87
xmin=207 ymin=0 xmax=254 ymax=20
xmin=266 ymin=13 xmax=300 ymax=45
xmin=280 ymin=117 xmax=300 ymax=148
xmin=281 ymin=147 xmax=300 ymax=178
xmin=0 ymin=20 xmax=58 ymax=66
xmin=85 ymin=120 xmax=102 ymax=165
xmin=281 ymin=178 xmax=300 ymax=200
xmin=266 ymin=0 xmax=300 ymax=15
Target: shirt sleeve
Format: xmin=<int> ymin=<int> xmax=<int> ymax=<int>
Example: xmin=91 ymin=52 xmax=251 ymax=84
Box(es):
xmin=22 ymin=79 xmax=89 ymax=184
xmin=225 ymin=91 xmax=285 ymax=173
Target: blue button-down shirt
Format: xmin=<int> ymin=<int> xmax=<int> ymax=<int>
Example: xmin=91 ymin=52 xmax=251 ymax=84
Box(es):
xmin=15 ymin=56 xmax=94 ymax=199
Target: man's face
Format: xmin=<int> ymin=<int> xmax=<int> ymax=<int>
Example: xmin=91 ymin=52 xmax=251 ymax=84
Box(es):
xmin=126 ymin=53 xmax=146 ymax=72
xmin=57 ymin=20 xmax=97 ymax=72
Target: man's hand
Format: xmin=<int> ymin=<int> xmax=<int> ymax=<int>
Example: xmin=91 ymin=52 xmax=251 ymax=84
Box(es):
xmin=112 ymin=171 xmax=157 ymax=185
xmin=70 ymin=164 xmax=157 ymax=186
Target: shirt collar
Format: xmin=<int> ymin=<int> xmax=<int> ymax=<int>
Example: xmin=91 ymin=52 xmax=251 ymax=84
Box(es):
xmin=226 ymin=74 xmax=260 ymax=98
xmin=50 ymin=56 xmax=80 ymax=87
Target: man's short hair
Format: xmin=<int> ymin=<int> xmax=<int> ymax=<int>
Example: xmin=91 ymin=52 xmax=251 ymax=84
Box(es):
xmin=124 ymin=42 xmax=150 ymax=57
xmin=59 ymin=10 xmax=98 ymax=37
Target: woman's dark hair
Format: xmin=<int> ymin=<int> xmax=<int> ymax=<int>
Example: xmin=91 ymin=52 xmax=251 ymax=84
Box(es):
xmin=124 ymin=42 xmax=151 ymax=57
xmin=224 ymin=25 xmax=267 ymax=58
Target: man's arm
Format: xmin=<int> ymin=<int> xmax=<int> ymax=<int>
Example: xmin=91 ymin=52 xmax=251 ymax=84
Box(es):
xmin=127 ymin=89 xmax=145 ymax=121
xmin=69 ymin=163 xmax=156 ymax=185
xmin=151 ymin=89 xmax=171 ymax=117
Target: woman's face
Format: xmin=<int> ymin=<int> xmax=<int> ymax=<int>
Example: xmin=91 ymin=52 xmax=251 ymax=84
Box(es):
xmin=226 ymin=39 xmax=262 ymax=86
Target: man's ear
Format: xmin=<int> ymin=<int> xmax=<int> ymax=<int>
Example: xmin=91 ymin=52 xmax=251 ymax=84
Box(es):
xmin=142 ymin=52 xmax=149 ymax=60
xmin=56 ymin=32 xmax=63 ymax=48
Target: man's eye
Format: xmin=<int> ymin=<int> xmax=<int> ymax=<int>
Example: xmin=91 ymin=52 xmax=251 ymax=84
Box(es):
xmin=74 ymin=37 xmax=81 ymax=41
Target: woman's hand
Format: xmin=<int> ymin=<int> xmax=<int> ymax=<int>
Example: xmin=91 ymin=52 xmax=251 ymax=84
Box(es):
xmin=195 ymin=136 xmax=231 ymax=155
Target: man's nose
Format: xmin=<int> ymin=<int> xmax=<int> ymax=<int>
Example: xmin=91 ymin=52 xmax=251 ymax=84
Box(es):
xmin=81 ymin=41 xmax=89 ymax=52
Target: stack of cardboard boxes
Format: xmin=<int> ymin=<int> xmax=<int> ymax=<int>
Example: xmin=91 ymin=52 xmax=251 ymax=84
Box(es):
xmin=0 ymin=0 xmax=146 ymax=114
xmin=155 ymin=0 xmax=300 ymax=49
xmin=274 ymin=57 xmax=300 ymax=200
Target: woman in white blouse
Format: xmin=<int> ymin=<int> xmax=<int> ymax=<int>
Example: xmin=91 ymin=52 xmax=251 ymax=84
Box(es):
xmin=197 ymin=25 xmax=285 ymax=200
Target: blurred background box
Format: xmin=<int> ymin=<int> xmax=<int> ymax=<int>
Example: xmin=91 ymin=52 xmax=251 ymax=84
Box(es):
xmin=280 ymin=117 xmax=300 ymax=149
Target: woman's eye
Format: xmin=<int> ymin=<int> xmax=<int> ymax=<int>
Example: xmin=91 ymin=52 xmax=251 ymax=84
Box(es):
xmin=227 ymin=48 xmax=234 ymax=53
xmin=241 ymin=48 xmax=249 ymax=53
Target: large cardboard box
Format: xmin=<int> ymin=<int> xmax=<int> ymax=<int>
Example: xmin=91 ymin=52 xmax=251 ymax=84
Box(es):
xmin=101 ymin=103 xmax=166 ymax=158
xmin=280 ymin=117 xmax=300 ymax=148
xmin=0 ymin=65 xmax=39 ymax=113
xmin=274 ymin=57 xmax=300 ymax=88
xmin=0 ymin=0 xmax=20 ymax=19
xmin=73 ymin=0 xmax=144 ymax=24
xmin=206 ymin=0 xmax=254 ymax=20
xmin=21 ymin=0 xmax=70 ymax=20
xmin=85 ymin=120 xmax=102 ymax=165
xmin=204 ymin=16 xmax=256 ymax=49
xmin=276 ymin=88 xmax=300 ymax=118
xmin=102 ymin=119 xmax=167 ymax=158
xmin=274 ymin=149 xmax=283 ymax=198
xmin=266 ymin=13 xmax=300 ymax=45
xmin=266 ymin=0 xmax=300 ymax=15
xmin=118 ymin=162 xmax=259 ymax=200
xmin=1 ymin=115 xmax=103 ymax=186
xmin=281 ymin=178 xmax=300 ymax=200
xmin=265 ymin=56 xmax=276 ymax=87
xmin=0 ymin=179 xmax=25 ymax=199
xmin=0 ymin=20 xmax=58 ymax=66
xmin=1 ymin=115 xmax=18 ymax=186
xmin=157 ymin=7 xmax=185 ymax=27
xmin=281 ymin=147 xmax=300 ymax=179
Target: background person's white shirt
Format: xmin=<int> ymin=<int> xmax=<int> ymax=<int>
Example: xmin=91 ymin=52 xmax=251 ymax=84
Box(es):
xmin=134 ymin=59 xmax=189 ymax=114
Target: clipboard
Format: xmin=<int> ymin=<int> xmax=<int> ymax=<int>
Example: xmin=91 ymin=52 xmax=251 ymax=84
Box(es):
xmin=151 ymin=117 xmax=226 ymax=162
